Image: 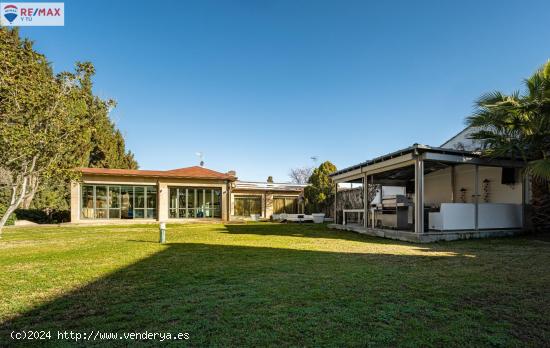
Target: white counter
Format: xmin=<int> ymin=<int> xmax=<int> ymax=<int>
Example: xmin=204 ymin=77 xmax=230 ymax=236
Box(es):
xmin=429 ymin=203 xmax=522 ymax=231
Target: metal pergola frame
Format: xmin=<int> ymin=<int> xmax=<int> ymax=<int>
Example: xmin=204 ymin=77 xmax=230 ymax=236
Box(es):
xmin=332 ymin=144 xmax=527 ymax=234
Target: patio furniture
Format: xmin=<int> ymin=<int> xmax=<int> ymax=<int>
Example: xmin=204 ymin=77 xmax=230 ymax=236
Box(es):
xmin=342 ymin=209 xmax=364 ymax=225
xmin=312 ymin=213 xmax=325 ymax=223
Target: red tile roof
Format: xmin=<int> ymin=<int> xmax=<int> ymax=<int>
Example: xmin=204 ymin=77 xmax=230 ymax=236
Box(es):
xmin=78 ymin=166 xmax=236 ymax=180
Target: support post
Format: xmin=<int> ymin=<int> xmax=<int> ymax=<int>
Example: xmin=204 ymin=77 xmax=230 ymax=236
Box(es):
xmin=474 ymin=165 xmax=479 ymax=231
xmin=414 ymin=157 xmax=424 ymax=233
xmin=363 ymin=174 xmax=368 ymax=229
xmin=451 ymin=165 xmax=456 ymax=203
xmin=521 ymin=170 xmax=527 ymax=230
xmin=334 ymin=183 xmax=338 ymax=224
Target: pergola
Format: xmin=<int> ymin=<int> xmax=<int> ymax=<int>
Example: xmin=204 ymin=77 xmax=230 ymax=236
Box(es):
xmin=330 ymin=144 xmax=527 ymax=242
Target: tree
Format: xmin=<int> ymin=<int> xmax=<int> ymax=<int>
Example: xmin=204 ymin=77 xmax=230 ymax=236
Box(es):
xmin=1 ymin=29 xmax=138 ymax=216
xmin=267 ymin=176 xmax=274 ymax=183
xmin=0 ymin=29 xmax=94 ymax=233
xmin=304 ymin=161 xmax=337 ymax=215
xmin=289 ymin=166 xmax=313 ymax=184
xmin=467 ymin=60 xmax=550 ymax=232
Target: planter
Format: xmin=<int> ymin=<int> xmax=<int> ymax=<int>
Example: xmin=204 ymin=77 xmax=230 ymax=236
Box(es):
xmin=312 ymin=213 xmax=325 ymax=224
xmin=250 ymin=214 xmax=260 ymax=221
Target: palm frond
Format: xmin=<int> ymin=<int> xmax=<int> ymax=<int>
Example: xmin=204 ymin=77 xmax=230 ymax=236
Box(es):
xmin=526 ymin=158 xmax=550 ymax=181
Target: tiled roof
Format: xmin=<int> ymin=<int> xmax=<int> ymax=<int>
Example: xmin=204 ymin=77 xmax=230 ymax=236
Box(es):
xmin=79 ymin=166 xmax=236 ymax=180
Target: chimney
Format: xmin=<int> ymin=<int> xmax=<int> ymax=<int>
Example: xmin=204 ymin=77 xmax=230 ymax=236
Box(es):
xmin=227 ymin=170 xmax=236 ymax=177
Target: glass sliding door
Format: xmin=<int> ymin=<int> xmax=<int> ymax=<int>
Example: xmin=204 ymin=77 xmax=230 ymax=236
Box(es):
xmin=109 ymin=186 xmax=121 ymax=219
xmin=81 ymin=184 xmax=157 ymax=220
xmin=168 ymin=187 xmax=222 ymax=219
xmin=234 ymin=196 xmax=262 ymax=216
xmin=134 ymin=186 xmax=145 ymax=218
xmin=273 ymin=197 xmax=299 ymax=214
xmin=197 ymin=189 xmax=204 ymax=218
xmin=203 ymin=189 xmax=212 ymax=217
xmin=121 ymin=186 xmax=134 ymax=219
xmin=95 ymin=186 xmax=108 ymax=219
xmin=146 ymin=186 xmax=157 ymax=219
xmin=81 ymin=185 xmax=94 ymax=219
xmin=187 ymin=189 xmax=195 ymax=218
xmin=169 ymin=188 xmax=178 ymax=218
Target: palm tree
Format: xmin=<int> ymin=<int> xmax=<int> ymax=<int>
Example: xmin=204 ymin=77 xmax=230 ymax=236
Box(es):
xmin=467 ymin=61 xmax=550 ymax=232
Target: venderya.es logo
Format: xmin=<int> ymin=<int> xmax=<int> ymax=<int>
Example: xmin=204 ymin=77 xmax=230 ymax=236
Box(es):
xmin=3 ymin=4 xmax=17 ymax=23
xmin=0 ymin=2 xmax=64 ymax=26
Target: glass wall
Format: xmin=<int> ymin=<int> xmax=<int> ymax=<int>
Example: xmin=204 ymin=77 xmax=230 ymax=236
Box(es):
xmin=273 ymin=197 xmax=298 ymax=214
xmin=81 ymin=184 xmax=157 ymax=219
xmin=234 ymin=196 xmax=262 ymax=216
xmin=169 ymin=187 xmax=222 ymax=218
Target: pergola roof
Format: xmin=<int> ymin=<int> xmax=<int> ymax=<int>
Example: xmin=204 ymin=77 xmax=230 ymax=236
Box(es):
xmin=331 ymin=144 xmax=524 ymax=179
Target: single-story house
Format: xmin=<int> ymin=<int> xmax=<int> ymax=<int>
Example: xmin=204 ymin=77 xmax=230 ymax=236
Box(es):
xmin=70 ymin=166 xmax=305 ymax=223
xmin=329 ymin=127 xmax=529 ymax=242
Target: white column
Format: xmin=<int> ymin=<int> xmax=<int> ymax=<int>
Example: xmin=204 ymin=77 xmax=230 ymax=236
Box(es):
xmin=157 ymin=182 xmax=169 ymax=222
xmin=334 ymin=183 xmax=338 ymax=224
xmin=363 ymin=174 xmax=368 ymax=229
xmin=70 ymin=181 xmax=80 ymax=223
xmin=474 ymin=165 xmax=479 ymax=230
xmin=521 ymin=172 xmax=527 ymax=229
xmin=414 ymin=158 xmax=424 ymax=233
xmin=222 ymin=182 xmax=229 ymax=222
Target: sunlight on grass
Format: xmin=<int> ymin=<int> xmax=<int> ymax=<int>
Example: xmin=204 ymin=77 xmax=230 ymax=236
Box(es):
xmin=0 ymin=223 xmax=548 ymax=346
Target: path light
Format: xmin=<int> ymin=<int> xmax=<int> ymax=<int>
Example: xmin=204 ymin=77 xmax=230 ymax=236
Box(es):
xmin=159 ymin=222 xmax=166 ymax=244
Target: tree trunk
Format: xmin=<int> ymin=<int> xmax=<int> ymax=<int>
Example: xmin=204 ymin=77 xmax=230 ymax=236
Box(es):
xmin=0 ymin=159 xmax=34 ymax=237
xmin=531 ymin=178 xmax=550 ymax=233
xmin=0 ymin=202 xmax=19 ymax=236
xmin=20 ymin=175 xmax=39 ymax=209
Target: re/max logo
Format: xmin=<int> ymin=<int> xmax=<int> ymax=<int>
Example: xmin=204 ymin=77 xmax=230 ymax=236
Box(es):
xmin=1 ymin=2 xmax=64 ymax=26
xmin=20 ymin=7 xmax=61 ymax=16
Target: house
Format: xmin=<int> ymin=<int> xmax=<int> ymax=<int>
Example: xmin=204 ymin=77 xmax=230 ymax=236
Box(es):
xmin=70 ymin=166 xmax=305 ymax=223
xmin=329 ymin=127 xmax=528 ymax=242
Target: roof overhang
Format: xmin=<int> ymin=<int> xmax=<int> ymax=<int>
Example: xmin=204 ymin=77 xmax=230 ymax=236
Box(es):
xmin=331 ymin=144 xmax=525 ymax=183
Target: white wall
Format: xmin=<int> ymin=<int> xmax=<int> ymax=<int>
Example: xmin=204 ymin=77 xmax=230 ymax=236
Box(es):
xmin=424 ymin=167 xmax=453 ymax=205
xmin=441 ymin=126 xmax=484 ymax=151
xmin=424 ymin=164 xmax=522 ymax=205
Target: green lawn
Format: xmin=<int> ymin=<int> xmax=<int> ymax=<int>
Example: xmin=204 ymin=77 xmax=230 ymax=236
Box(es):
xmin=1 ymin=223 xmax=549 ymax=347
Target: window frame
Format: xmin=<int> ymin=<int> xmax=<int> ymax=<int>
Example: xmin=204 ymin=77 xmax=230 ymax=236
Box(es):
xmin=81 ymin=184 xmax=157 ymax=220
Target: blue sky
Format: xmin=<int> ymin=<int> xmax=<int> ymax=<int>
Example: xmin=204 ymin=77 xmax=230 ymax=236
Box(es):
xmin=18 ymin=0 xmax=550 ymax=181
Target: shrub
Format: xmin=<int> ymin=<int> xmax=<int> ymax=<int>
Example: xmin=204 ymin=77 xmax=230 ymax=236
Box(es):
xmin=50 ymin=210 xmax=70 ymax=223
xmin=14 ymin=209 xmax=71 ymax=224
xmin=14 ymin=209 xmax=49 ymax=224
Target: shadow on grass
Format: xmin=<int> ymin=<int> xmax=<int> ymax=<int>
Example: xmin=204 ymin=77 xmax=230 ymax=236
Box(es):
xmin=220 ymin=223 xmax=395 ymax=243
xmin=2 ymin=238 xmax=546 ymax=346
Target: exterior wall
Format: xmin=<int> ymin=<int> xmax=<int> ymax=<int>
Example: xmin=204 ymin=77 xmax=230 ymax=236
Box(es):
xmin=70 ymin=181 xmax=80 ymax=223
xmin=424 ymin=167 xmax=453 ymax=205
xmin=441 ymin=126 xmax=483 ymax=151
xmin=229 ymin=189 xmax=301 ymax=220
xmin=158 ymin=182 xmax=169 ymax=222
xmin=424 ymin=164 xmax=522 ymax=205
xmin=71 ymin=174 xmax=231 ymax=223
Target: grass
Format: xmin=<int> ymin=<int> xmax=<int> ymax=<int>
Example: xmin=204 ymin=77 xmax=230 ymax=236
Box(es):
xmin=1 ymin=223 xmax=549 ymax=347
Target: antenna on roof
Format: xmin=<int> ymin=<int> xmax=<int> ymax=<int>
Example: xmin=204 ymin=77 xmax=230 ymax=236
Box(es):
xmin=310 ymin=156 xmax=319 ymax=165
xmin=195 ymin=152 xmax=204 ymax=167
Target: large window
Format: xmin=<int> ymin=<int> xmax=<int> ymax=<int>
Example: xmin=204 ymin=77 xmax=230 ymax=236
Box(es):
xmin=234 ymin=196 xmax=262 ymax=216
xmin=81 ymin=184 xmax=157 ymax=219
xmin=273 ymin=197 xmax=298 ymax=214
xmin=169 ymin=187 xmax=221 ymax=218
